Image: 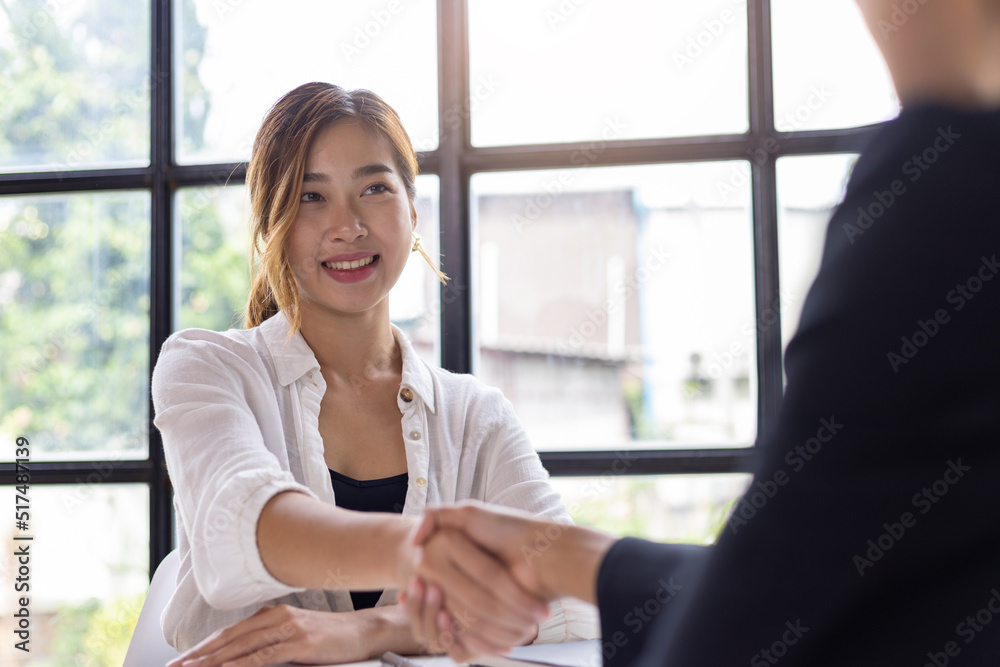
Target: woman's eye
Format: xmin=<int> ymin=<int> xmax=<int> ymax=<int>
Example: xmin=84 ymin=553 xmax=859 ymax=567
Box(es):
xmin=363 ymin=183 xmax=391 ymax=195
xmin=299 ymin=192 xmax=322 ymax=203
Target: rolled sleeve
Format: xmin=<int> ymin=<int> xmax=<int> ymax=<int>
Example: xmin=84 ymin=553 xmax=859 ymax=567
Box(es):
xmin=194 ymin=474 xmax=315 ymax=609
xmin=536 ymin=597 xmax=601 ymax=643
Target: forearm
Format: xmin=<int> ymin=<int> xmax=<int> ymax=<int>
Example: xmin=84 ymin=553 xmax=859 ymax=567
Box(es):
xmin=532 ymin=522 xmax=617 ymax=604
xmin=257 ymin=491 xmax=418 ymax=591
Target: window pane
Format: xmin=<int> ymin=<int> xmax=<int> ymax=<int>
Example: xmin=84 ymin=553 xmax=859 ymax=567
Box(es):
xmin=0 ymin=192 xmax=150 ymax=461
xmin=0 ymin=483 xmax=148 ymax=667
xmin=175 ymin=0 xmax=439 ymax=163
xmin=772 ymin=0 xmax=898 ymax=131
xmin=468 ymin=0 xmax=748 ymax=146
xmin=551 ymin=473 xmax=751 ymax=544
xmin=174 ymin=176 xmax=441 ymax=364
xmin=776 ymin=154 xmax=857 ymax=353
xmin=0 ymin=0 xmax=151 ymax=172
xmin=472 ymin=163 xmax=756 ymax=451
xmin=175 ymin=185 xmax=252 ymax=332
xmin=390 ymin=175 xmax=441 ymax=366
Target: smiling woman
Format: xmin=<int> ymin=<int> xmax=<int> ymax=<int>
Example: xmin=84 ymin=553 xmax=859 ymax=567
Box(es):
xmin=151 ymin=82 xmax=598 ymax=667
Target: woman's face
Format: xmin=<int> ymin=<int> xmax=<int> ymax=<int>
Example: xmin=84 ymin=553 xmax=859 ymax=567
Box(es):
xmin=285 ymin=120 xmax=416 ymax=320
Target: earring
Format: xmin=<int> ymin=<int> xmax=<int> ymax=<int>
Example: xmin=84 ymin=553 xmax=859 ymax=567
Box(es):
xmin=411 ymin=232 xmax=450 ymax=284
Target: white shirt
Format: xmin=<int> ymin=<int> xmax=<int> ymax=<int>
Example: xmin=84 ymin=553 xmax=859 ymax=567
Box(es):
xmin=151 ymin=311 xmax=598 ymax=651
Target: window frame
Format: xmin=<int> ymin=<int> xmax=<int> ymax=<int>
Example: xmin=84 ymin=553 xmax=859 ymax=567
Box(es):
xmin=0 ymin=0 xmax=883 ymax=575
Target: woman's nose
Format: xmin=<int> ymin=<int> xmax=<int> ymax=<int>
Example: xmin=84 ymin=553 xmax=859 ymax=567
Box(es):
xmin=326 ymin=204 xmax=367 ymax=243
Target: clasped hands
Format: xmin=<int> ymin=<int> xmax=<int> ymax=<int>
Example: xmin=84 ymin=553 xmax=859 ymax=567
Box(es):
xmin=401 ymin=503 xmax=566 ymax=662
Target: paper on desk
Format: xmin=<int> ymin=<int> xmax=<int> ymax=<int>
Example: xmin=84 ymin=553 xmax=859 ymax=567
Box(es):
xmin=469 ymin=639 xmax=602 ymax=667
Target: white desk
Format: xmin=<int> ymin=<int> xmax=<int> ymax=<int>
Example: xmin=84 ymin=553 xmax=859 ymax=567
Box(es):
xmin=322 ymin=640 xmax=602 ymax=667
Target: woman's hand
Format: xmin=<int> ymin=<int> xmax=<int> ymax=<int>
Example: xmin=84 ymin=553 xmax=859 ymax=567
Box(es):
xmin=399 ymin=575 xmax=539 ymax=662
xmin=166 ymin=603 xmax=421 ymax=667
xmin=401 ymin=518 xmax=550 ymax=663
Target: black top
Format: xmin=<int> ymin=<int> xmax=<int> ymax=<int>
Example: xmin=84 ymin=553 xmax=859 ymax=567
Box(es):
xmin=330 ymin=469 xmax=408 ymax=611
xmin=597 ymin=104 xmax=1000 ymax=666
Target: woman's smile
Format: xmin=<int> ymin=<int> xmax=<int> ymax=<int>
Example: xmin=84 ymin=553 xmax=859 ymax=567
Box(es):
xmin=321 ymin=253 xmax=381 ymax=283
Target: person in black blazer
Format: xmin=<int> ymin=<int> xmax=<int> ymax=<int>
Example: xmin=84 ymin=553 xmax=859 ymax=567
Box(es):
xmin=402 ymin=0 xmax=1000 ymax=664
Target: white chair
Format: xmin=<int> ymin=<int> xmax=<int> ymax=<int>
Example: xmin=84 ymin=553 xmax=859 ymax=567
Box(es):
xmin=123 ymin=549 xmax=181 ymax=667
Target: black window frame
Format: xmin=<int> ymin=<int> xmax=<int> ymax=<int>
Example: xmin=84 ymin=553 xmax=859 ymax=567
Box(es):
xmin=0 ymin=0 xmax=883 ymax=576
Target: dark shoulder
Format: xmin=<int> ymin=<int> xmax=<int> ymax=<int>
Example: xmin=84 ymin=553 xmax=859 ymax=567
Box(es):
xmin=844 ymin=105 xmax=1000 ymax=218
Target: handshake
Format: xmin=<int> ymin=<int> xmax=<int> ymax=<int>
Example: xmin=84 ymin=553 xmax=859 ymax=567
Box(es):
xmin=401 ymin=503 xmax=616 ymax=663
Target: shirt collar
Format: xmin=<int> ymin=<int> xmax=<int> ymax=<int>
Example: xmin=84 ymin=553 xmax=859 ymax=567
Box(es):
xmin=395 ymin=324 xmax=437 ymax=414
xmin=259 ymin=310 xmax=437 ymax=413
xmin=260 ymin=310 xmax=320 ymax=387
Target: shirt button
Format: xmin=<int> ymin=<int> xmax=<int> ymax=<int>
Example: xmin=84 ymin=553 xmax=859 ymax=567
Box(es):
xmin=415 ymin=477 xmax=427 ymax=488
xmin=408 ymin=431 xmax=422 ymax=440
xmin=399 ymin=388 xmax=414 ymax=402
xmin=307 ymin=371 xmax=314 ymax=379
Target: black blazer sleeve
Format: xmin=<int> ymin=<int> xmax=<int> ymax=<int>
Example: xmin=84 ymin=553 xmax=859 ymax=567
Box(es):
xmin=596 ymin=539 xmax=705 ymax=667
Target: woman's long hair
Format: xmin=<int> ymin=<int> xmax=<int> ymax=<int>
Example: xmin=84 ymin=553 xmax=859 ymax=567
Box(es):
xmin=243 ymin=82 xmax=419 ymax=332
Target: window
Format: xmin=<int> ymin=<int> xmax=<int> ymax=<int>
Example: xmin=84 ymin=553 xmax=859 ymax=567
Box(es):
xmin=1 ymin=1 xmax=897 ymax=663
xmin=471 ymin=163 xmax=757 ymax=449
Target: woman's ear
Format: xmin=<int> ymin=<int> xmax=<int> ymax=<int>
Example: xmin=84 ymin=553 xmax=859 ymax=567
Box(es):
xmin=410 ymin=202 xmax=418 ymax=232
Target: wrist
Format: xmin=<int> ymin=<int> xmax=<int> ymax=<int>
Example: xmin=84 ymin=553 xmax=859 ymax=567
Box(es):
xmin=536 ymin=524 xmax=616 ymax=604
xmin=390 ymin=516 xmax=421 ymax=587
xmin=358 ymin=604 xmax=424 ymax=658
